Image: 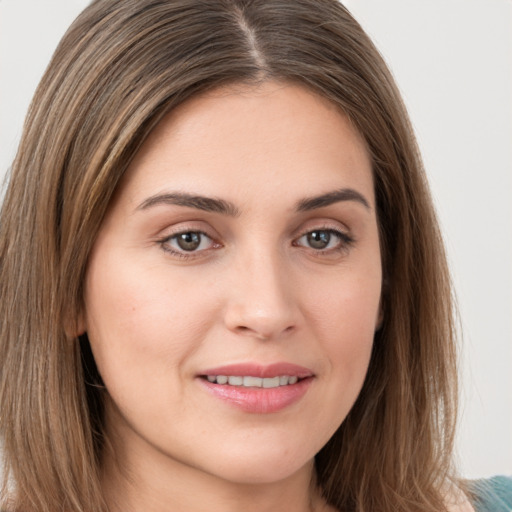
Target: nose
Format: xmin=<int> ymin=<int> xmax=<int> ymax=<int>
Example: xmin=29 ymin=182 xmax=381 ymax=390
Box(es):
xmin=223 ymin=251 xmax=299 ymax=341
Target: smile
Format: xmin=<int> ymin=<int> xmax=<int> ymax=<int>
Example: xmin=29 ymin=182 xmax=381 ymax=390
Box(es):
xmin=198 ymin=363 xmax=314 ymax=413
xmin=205 ymin=375 xmax=299 ymax=387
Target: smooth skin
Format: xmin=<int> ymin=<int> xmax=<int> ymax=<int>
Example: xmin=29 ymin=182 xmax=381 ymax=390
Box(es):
xmin=82 ymin=81 xmax=383 ymax=512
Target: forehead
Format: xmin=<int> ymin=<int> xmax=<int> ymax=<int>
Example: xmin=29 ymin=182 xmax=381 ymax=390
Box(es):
xmin=118 ymin=81 xmax=374 ymax=210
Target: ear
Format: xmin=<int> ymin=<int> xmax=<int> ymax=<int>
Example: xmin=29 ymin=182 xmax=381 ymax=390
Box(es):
xmin=64 ymin=308 xmax=87 ymax=339
xmin=76 ymin=309 xmax=87 ymax=337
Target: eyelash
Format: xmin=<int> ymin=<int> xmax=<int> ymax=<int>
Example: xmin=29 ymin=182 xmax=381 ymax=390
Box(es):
xmin=293 ymin=228 xmax=355 ymax=254
xmin=157 ymin=227 xmax=354 ymax=260
xmin=158 ymin=230 xmax=217 ymax=260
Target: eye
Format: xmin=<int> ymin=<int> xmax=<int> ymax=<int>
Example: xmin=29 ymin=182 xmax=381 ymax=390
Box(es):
xmin=295 ymin=229 xmax=353 ymax=251
xmin=161 ymin=230 xmax=215 ymax=254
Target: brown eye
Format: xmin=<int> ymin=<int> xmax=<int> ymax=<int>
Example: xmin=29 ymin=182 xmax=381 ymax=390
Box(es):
xmin=162 ymin=231 xmax=214 ymax=254
xmin=176 ymin=232 xmax=202 ymax=251
xmin=295 ymin=228 xmax=354 ymax=252
xmin=307 ymin=230 xmax=332 ymax=249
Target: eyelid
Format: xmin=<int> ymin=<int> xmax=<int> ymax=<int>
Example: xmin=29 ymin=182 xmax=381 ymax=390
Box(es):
xmin=295 ymin=228 xmax=353 ymax=245
xmin=293 ymin=218 xmax=352 ymax=239
xmin=292 ymin=223 xmax=355 ymax=254
xmin=153 ymin=219 xmax=355 ymax=260
xmin=156 ymin=223 xmax=222 ymax=259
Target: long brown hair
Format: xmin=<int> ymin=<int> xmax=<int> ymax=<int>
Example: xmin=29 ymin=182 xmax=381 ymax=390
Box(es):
xmin=0 ymin=1 xmax=458 ymax=511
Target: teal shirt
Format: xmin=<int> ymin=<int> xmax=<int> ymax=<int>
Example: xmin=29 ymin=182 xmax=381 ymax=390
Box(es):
xmin=472 ymin=476 xmax=512 ymax=511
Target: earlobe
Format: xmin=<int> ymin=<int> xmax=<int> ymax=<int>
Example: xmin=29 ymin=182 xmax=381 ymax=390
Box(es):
xmin=64 ymin=310 xmax=87 ymax=340
xmin=75 ymin=308 xmax=87 ymax=337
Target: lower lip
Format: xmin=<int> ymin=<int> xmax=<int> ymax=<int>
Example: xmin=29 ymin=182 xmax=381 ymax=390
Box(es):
xmin=198 ymin=377 xmax=313 ymax=414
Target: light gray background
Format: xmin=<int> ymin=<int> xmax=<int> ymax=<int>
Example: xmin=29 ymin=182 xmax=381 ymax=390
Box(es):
xmin=1 ymin=0 xmax=511 ymax=479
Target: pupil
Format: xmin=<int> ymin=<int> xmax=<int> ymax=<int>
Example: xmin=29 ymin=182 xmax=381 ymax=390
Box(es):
xmin=308 ymin=231 xmax=330 ymax=249
xmin=177 ymin=232 xmax=201 ymax=251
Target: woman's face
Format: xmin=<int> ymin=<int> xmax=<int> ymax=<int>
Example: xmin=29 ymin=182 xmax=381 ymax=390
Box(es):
xmin=83 ymin=82 xmax=382 ymax=486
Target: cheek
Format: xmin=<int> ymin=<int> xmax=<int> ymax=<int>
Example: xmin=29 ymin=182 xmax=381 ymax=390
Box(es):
xmin=83 ymin=251 xmax=219 ymax=390
xmin=303 ymin=268 xmax=381 ymax=380
xmin=307 ymin=268 xmax=381 ymax=334
xmin=293 ymin=270 xmax=380 ymax=446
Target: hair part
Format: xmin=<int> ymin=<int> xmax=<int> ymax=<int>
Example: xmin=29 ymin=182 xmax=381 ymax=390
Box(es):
xmin=0 ymin=1 xmax=458 ymax=511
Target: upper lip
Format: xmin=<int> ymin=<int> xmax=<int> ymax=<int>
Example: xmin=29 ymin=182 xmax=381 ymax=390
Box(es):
xmin=199 ymin=362 xmax=314 ymax=379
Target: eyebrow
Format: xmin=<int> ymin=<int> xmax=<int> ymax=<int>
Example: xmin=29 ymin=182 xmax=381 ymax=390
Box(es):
xmin=136 ymin=187 xmax=370 ymax=216
xmin=137 ymin=192 xmax=240 ymax=216
xmin=295 ymin=188 xmax=370 ymax=211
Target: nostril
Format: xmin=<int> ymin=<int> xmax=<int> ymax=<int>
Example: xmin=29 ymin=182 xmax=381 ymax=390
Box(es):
xmin=235 ymin=325 xmax=271 ymax=340
xmin=233 ymin=324 xmax=295 ymax=340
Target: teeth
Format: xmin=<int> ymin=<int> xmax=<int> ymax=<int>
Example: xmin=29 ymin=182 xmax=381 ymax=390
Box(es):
xmin=243 ymin=376 xmax=263 ymax=387
xmin=262 ymin=376 xmax=280 ymax=388
xmin=205 ymin=375 xmax=302 ymax=387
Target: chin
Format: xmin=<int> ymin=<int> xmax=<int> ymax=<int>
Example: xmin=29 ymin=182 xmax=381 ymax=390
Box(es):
xmin=197 ymin=447 xmax=317 ymax=486
xmin=211 ymin=463 xmax=312 ymax=486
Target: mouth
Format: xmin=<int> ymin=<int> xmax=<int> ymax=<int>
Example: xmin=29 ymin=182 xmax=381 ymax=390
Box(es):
xmin=197 ymin=363 xmax=315 ymax=413
xmin=202 ymin=374 xmax=302 ymax=387
xmin=199 ymin=361 xmax=314 ymax=387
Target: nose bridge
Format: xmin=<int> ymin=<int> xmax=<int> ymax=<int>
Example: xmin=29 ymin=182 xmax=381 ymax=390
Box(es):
xmin=223 ymin=242 xmax=297 ymax=339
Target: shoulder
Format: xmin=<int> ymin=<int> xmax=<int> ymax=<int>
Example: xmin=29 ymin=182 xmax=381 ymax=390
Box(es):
xmin=469 ymin=476 xmax=512 ymax=512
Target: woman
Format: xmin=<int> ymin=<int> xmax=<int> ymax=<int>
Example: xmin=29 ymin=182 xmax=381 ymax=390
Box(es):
xmin=0 ymin=1 xmax=510 ymax=511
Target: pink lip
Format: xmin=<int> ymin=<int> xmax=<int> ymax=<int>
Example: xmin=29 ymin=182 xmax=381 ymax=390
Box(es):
xmin=200 ymin=362 xmax=314 ymax=379
xmin=197 ymin=362 xmax=314 ymax=414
